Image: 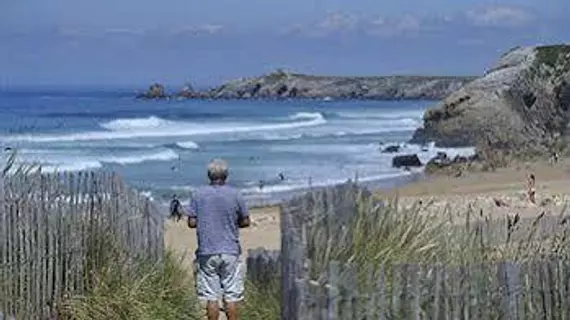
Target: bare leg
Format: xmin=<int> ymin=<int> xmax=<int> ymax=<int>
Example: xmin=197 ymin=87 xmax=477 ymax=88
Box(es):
xmin=206 ymin=301 xmax=220 ymax=320
xmin=225 ymin=301 xmax=240 ymax=320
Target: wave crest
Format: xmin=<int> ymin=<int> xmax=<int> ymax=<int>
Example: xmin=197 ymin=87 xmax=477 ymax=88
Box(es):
xmin=166 ymin=141 xmax=200 ymax=150
xmin=3 ymin=112 xmax=327 ymax=143
xmin=100 ymin=116 xmax=176 ymax=131
xmin=288 ymin=112 xmax=325 ymax=121
xmin=101 ymin=149 xmax=179 ymax=165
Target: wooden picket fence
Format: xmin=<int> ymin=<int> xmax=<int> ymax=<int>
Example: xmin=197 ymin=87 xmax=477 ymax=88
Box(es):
xmin=246 ymin=248 xmax=570 ymax=319
xmin=270 ymin=181 xmax=570 ymax=319
xmin=295 ymin=259 xmax=570 ymax=319
xmin=0 ymin=171 xmax=164 ymax=319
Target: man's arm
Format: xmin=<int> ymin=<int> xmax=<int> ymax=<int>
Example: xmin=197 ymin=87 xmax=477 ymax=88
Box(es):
xmin=187 ymin=197 xmax=198 ymax=229
xmin=236 ymin=193 xmax=250 ymax=228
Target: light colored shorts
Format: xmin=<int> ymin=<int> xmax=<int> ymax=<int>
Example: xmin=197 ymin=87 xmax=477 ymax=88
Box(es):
xmin=194 ymin=254 xmax=245 ymax=302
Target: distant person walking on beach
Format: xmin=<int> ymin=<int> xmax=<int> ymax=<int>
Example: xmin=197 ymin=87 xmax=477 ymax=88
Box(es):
xmin=187 ymin=159 xmax=250 ymax=320
xmin=526 ymin=173 xmax=536 ymax=204
xmin=169 ymin=194 xmax=182 ymax=221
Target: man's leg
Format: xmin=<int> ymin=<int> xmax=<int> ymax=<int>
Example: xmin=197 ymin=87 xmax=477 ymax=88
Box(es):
xmin=219 ymin=254 xmax=245 ymax=320
xmin=196 ymin=255 xmax=222 ymax=320
xmin=206 ymin=302 xmax=220 ymax=320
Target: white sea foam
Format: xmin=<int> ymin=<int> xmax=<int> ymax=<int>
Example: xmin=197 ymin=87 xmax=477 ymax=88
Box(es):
xmin=100 ymin=116 xmax=176 ymax=130
xmin=174 ymin=141 xmax=200 ymax=150
xmin=15 ymin=148 xmax=179 ymax=172
xmin=2 ymin=112 xmax=327 ymax=143
xmin=288 ymin=112 xmax=324 ymax=120
xmin=240 ymin=172 xmax=415 ymax=195
xmin=100 ymin=149 xmax=179 ymax=165
xmin=226 ymin=117 xmax=420 ymax=143
xmin=335 ymin=109 xmax=425 ymax=120
xmin=40 ymin=160 xmax=103 ymax=172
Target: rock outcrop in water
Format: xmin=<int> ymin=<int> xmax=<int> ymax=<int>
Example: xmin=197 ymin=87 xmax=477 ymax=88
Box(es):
xmin=137 ymin=83 xmax=167 ymax=99
xmin=411 ymin=45 xmax=570 ymax=168
xmin=192 ymin=70 xmax=474 ymax=100
xmin=137 ymin=70 xmax=475 ymax=100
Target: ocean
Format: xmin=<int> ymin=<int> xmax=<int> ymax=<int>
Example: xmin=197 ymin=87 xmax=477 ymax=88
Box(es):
xmin=0 ymin=89 xmax=474 ymax=207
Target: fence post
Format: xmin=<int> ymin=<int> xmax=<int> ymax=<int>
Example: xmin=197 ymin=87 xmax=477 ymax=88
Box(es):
xmin=327 ymin=261 xmax=340 ymax=320
xmin=498 ymin=261 xmax=523 ymax=319
xmin=281 ymin=201 xmax=307 ymax=320
xmin=409 ymin=264 xmax=421 ymax=320
xmin=375 ymin=265 xmax=387 ymax=320
xmin=432 ymin=265 xmax=442 ymax=320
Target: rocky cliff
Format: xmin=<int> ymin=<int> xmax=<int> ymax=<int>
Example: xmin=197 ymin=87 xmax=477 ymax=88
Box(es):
xmin=138 ymin=71 xmax=475 ymax=100
xmin=193 ymin=71 xmax=475 ymax=100
xmin=411 ymin=45 xmax=570 ymax=166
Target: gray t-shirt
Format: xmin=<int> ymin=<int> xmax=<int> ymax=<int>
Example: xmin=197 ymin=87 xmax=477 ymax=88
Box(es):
xmin=188 ymin=184 xmax=249 ymax=256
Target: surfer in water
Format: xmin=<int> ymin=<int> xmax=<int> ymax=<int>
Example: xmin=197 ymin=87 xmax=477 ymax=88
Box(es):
xmin=278 ymin=172 xmax=285 ymax=181
xmin=258 ymin=180 xmax=265 ymax=191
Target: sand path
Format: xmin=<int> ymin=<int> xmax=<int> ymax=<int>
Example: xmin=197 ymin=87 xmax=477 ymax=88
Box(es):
xmin=164 ymin=206 xmax=281 ymax=270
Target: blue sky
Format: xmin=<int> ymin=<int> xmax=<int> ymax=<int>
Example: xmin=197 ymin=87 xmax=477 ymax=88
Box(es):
xmin=1 ymin=0 xmax=569 ymax=87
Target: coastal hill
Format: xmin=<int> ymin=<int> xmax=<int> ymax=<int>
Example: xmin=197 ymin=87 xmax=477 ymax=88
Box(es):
xmin=138 ymin=71 xmax=476 ymax=100
xmin=411 ymin=44 xmax=570 ymax=168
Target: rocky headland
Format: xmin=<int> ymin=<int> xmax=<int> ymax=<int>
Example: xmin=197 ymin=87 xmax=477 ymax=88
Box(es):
xmin=411 ymin=45 xmax=570 ymax=173
xmin=137 ymin=70 xmax=475 ymax=100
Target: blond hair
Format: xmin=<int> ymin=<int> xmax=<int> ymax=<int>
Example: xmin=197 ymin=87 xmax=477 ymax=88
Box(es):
xmin=207 ymin=158 xmax=229 ymax=181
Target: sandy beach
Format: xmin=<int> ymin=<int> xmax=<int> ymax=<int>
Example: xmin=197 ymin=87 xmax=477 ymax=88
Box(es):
xmin=165 ymin=159 xmax=570 ymax=267
xmin=164 ymin=206 xmax=281 ymax=269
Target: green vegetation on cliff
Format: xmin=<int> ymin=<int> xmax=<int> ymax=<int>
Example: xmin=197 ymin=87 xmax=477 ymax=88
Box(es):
xmin=535 ymin=45 xmax=570 ymax=68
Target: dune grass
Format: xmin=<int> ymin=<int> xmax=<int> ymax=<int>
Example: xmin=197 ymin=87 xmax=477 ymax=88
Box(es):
xmin=59 ymin=231 xmax=201 ymax=320
xmin=307 ymin=191 xmax=570 ymax=278
xmin=241 ymin=280 xmax=280 ymax=320
xmin=57 ymin=225 xmax=280 ymax=320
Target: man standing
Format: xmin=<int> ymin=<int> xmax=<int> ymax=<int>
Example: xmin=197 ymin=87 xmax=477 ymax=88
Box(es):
xmin=187 ymin=159 xmax=250 ymax=320
xmin=169 ymin=194 xmax=182 ymax=221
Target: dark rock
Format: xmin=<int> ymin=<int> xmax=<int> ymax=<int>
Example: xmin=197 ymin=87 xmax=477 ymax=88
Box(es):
xmin=392 ymin=154 xmax=422 ymax=168
xmin=425 ymin=153 xmax=479 ymax=175
xmin=177 ymin=82 xmax=197 ymax=98
xmin=276 ymin=84 xmax=288 ymax=96
xmin=381 ymin=145 xmax=401 ymax=153
xmin=289 ymin=87 xmax=299 ymax=97
xmin=138 ymin=83 xmax=167 ymax=99
xmin=251 ymin=83 xmax=262 ymax=96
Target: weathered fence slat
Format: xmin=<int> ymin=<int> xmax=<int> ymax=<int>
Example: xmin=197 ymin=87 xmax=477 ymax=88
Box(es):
xmin=268 ymin=182 xmax=570 ymax=320
xmin=0 ymin=171 xmax=163 ymax=318
xmin=376 ymin=265 xmax=387 ymax=320
xmin=326 ymin=261 xmax=339 ymax=320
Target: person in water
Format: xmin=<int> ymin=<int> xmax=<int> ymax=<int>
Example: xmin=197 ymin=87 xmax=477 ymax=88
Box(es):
xmin=278 ymin=172 xmax=285 ymax=181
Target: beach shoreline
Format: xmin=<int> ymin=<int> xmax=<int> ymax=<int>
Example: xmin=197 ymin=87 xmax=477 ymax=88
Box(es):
xmin=165 ymin=158 xmax=570 ymax=270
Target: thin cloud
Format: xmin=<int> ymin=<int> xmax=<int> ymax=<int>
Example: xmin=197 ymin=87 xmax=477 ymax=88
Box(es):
xmin=283 ymin=5 xmax=538 ymax=39
xmin=173 ymin=24 xmax=224 ymax=35
xmin=283 ymin=12 xmax=423 ymax=38
xmin=366 ymin=14 xmax=422 ymax=37
xmin=465 ymin=5 xmax=534 ymax=28
xmin=104 ymin=28 xmax=146 ymax=36
xmin=316 ymin=12 xmax=359 ymax=31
